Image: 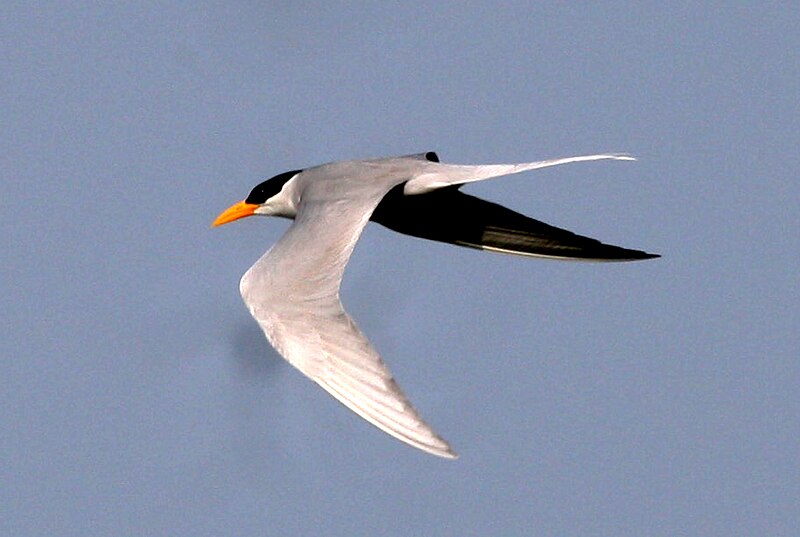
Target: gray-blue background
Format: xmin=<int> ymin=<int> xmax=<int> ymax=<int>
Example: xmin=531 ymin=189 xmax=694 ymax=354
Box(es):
xmin=2 ymin=3 xmax=797 ymax=536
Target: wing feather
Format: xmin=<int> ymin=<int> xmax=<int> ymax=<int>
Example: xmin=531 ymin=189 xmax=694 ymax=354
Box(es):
xmin=404 ymin=153 xmax=634 ymax=194
xmin=240 ymin=184 xmax=457 ymax=459
xmin=372 ymin=186 xmax=659 ymax=261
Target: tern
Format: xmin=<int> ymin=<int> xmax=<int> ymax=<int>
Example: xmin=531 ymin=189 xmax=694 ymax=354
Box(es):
xmin=213 ymin=152 xmax=658 ymax=458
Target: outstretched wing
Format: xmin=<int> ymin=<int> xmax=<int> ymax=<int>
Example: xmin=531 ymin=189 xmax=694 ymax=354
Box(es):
xmin=403 ymin=153 xmax=635 ymax=194
xmin=240 ymin=190 xmax=457 ymax=459
xmin=372 ymin=186 xmax=658 ymax=261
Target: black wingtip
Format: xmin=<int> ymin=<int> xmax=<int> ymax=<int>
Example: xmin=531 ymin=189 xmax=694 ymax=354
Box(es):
xmin=609 ymin=250 xmax=661 ymax=262
xmin=640 ymin=252 xmax=661 ymax=260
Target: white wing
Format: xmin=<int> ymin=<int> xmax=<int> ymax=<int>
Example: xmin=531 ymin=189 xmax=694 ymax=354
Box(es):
xmin=240 ymin=187 xmax=457 ymax=459
xmin=404 ymin=153 xmax=635 ymax=194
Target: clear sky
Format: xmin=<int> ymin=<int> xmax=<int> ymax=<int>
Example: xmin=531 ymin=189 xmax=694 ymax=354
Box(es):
xmin=2 ymin=3 xmax=798 ymax=536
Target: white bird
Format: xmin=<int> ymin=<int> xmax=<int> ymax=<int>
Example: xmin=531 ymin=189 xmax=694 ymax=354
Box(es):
xmin=213 ymin=152 xmax=658 ymax=458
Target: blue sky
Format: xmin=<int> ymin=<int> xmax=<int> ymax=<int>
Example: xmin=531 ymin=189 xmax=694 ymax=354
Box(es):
xmin=2 ymin=3 xmax=798 ymax=536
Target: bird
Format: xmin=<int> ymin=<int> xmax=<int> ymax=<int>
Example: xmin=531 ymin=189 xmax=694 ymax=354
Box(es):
xmin=213 ymin=151 xmax=659 ymax=458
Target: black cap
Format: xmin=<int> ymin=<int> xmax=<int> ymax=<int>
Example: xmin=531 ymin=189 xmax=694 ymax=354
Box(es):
xmin=245 ymin=169 xmax=302 ymax=205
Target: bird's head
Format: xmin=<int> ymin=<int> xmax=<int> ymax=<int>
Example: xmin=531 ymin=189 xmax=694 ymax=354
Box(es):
xmin=212 ymin=169 xmax=302 ymax=226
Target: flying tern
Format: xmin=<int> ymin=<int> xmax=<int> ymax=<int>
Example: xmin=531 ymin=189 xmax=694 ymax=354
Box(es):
xmin=213 ymin=151 xmax=658 ymax=458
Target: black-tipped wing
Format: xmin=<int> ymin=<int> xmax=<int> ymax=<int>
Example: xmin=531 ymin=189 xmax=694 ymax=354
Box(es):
xmin=371 ymin=185 xmax=659 ymax=261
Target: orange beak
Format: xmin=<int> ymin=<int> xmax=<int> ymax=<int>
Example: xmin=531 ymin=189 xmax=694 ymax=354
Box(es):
xmin=212 ymin=201 xmax=259 ymax=227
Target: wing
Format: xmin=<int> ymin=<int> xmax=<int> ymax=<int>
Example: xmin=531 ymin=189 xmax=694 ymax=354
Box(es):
xmin=240 ymin=194 xmax=457 ymax=459
xmin=403 ymin=153 xmax=634 ymax=194
xmin=372 ymin=186 xmax=659 ymax=261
